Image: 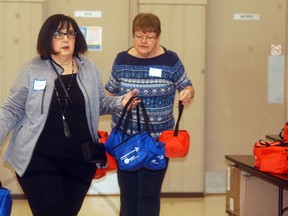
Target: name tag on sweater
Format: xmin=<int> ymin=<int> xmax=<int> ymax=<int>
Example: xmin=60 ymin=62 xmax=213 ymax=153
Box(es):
xmin=33 ymin=80 xmax=46 ymax=91
xmin=149 ymin=68 xmax=162 ymax=77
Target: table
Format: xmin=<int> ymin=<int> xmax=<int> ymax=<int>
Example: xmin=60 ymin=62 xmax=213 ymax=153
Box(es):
xmin=225 ymin=155 xmax=288 ymax=216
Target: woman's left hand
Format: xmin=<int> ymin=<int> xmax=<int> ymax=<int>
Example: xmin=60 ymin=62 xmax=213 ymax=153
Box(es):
xmin=179 ymin=86 xmax=195 ymax=105
xmin=121 ymin=89 xmax=140 ymax=109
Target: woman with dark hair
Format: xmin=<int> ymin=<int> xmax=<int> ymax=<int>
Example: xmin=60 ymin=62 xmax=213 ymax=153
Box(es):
xmin=0 ymin=14 xmax=138 ymax=216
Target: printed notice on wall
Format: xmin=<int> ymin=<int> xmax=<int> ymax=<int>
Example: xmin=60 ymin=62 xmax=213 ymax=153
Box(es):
xmin=268 ymin=55 xmax=284 ymax=103
xmin=80 ymin=26 xmax=102 ymax=51
xmin=233 ymin=13 xmax=260 ymax=21
xmin=74 ymin=11 xmax=102 ymax=18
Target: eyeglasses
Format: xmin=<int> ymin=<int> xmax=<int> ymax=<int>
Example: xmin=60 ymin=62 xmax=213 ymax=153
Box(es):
xmin=53 ymin=30 xmax=77 ymax=39
xmin=134 ymin=34 xmax=157 ymax=42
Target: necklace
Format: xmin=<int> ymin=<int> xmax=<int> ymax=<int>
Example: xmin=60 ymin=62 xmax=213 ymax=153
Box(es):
xmin=54 ymin=58 xmax=74 ymax=138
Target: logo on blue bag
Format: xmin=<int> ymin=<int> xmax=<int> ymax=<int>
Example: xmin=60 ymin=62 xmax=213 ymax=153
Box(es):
xmin=121 ymin=147 xmax=139 ymax=164
xmin=150 ymin=155 xmax=164 ymax=164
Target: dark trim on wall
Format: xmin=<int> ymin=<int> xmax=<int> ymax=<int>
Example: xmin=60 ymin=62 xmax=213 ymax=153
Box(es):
xmin=12 ymin=192 xmax=205 ymax=200
xmin=11 ymin=194 xmax=26 ymax=199
xmin=161 ymin=192 xmax=205 ymax=198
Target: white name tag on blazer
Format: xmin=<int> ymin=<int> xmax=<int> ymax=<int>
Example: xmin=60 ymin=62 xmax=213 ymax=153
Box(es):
xmin=33 ymin=80 xmax=47 ymax=91
xmin=149 ymin=68 xmax=162 ymax=77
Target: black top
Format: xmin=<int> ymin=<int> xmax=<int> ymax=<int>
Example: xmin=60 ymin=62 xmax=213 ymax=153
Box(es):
xmin=34 ymin=74 xmax=92 ymax=159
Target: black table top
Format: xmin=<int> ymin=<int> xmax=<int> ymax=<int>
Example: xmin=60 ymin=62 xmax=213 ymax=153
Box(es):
xmin=225 ymin=155 xmax=288 ymax=189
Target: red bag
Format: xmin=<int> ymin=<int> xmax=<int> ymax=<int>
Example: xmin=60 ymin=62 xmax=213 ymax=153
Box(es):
xmin=94 ymin=130 xmax=118 ymax=179
xmin=253 ymin=139 xmax=288 ymax=174
xmin=159 ymin=101 xmax=190 ymax=158
xmin=279 ymin=122 xmax=288 ymax=141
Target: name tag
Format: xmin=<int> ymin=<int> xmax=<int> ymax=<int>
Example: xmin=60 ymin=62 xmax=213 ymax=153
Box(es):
xmin=149 ymin=68 xmax=162 ymax=77
xmin=33 ymin=80 xmax=46 ymax=91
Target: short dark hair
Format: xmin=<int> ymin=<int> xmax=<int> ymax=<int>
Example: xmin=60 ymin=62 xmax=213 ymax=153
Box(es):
xmin=132 ymin=13 xmax=161 ymax=36
xmin=37 ymin=14 xmax=87 ymax=59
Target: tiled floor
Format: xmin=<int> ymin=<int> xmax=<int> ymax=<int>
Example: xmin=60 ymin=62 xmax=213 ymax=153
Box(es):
xmin=11 ymin=194 xmax=226 ymax=216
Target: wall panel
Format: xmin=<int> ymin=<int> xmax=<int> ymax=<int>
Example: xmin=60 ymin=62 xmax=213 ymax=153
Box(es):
xmin=206 ymin=0 xmax=287 ymax=193
xmin=0 ymin=0 xmax=44 ymax=194
xmin=139 ymin=2 xmax=206 ymax=193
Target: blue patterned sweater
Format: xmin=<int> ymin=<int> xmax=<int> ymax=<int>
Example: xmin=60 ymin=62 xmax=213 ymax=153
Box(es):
xmin=105 ymin=47 xmax=192 ymax=139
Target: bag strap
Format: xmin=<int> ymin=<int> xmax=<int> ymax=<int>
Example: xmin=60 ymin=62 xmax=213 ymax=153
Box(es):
xmin=115 ymin=96 xmax=136 ymax=132
xmin=257 ymin=139 xmax=288 ymax=147
xmin=115 ymin=97 xmax=151 ymax=138
xmin=174 ymin=100 xmax=184 ymax=136
xmin=123 ymin=100 xmax=151 ymax=135
xmin=278 ymin=122 xmax=288 ymax=139
xmin=50 ymin=58 xmax=90 ymax=142
xmin=137 ymin=101 xmax=151 ymax=134
xmin=279 ymin=128 xmax=284 ymax=139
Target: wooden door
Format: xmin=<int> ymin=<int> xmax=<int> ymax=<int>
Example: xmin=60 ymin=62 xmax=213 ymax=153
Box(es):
xmin=137 ymin=0 xmax=207 ymax=193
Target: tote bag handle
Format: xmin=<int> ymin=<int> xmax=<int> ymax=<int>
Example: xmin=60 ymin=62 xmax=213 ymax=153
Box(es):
xmin=174 ymin=101 xmax=184 ymax=136
xmin=114 ymin=97 xmax=151 ymax=139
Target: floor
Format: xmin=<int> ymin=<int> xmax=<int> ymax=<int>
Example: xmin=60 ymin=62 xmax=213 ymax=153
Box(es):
xmin=11 ymin=194 xmax=226 ymax=216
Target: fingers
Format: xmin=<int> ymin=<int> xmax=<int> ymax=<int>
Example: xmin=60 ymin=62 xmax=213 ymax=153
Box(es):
xmin=180 ymin=98 xmax=191 ymax=106
xmin=121 ymin=89 xmax=140 ymax=108
xmin=127 ymin=98 xmax=141 ymax=109
xmin=179 ymin=89 xmax=193 ymax=105
xmin=130 ymin=89 xmax=139 ymax=97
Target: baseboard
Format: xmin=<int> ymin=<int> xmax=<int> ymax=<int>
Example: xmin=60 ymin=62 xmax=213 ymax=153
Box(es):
xmin=160 ymin=192 xmax=205 ymax=198
xmin=11 ymin=194 xmax=26 ymax=199
xmin=12 ymin=192 xmax=205 ymax=199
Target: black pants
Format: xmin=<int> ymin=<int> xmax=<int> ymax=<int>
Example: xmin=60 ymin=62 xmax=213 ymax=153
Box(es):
xmin=117 ymin=158 xmax=169 ymax=216
xmin=16 ymin=152 xmax=96 ymax=216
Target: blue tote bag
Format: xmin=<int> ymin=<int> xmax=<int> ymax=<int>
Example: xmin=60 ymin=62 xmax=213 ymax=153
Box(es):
xmin=0 ymin=181 xmax=12 ymax=216
xmin=105 ymin=97 xmax=166 ymax=171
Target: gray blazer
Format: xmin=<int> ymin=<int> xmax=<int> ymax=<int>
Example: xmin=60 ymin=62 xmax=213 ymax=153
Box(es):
xmin=0 ymin=56 xmax=123 ymax=176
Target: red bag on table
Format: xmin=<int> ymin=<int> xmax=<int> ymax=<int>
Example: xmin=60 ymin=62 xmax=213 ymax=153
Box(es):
xmin=94 ymin=130 xmax=118 ymax=179
xmin=253 ymin=139 xmax=288 ymax=174
xmin=159 ymin=101 xmax=190 ymax=158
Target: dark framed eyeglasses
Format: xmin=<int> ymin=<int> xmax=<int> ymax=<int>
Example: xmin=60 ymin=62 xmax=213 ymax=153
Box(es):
xmin=53 ymin=30 xmax=77 ymax=39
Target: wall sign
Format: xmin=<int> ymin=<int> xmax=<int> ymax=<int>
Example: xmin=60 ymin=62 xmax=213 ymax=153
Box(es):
xmin=74 ymin=10 xmax=102 ymax=18
xmin=233 ymin=13 xmax=260 ymax=21
xmin=270 ymin=44 xmax=282 ymax=56
xmin=80 ymin=26 xmax=102 ymax=51
xmin=268 ymin=55 xmax=284 ymax=104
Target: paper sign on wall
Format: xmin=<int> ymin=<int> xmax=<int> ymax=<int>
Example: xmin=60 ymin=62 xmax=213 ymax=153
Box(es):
xmin=80 ymin=26 xmax=102 ymax=51
xmin=268 ymin=55 xmax=284 ymax=103
xmin=75 ymin=11 xmax=102 ymax=18
xmin=233 ymin=13 xmax=260 ymax=21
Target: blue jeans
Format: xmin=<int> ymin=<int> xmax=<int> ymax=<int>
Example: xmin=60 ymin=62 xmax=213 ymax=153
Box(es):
xmin=118 ymin=158 xmax=169 ymax=216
